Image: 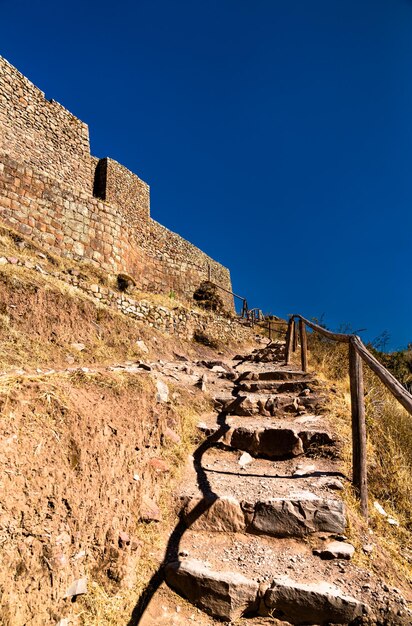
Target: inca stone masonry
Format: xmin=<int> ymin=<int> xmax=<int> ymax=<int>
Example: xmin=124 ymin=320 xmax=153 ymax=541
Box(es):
xmin=0 ymin=56 xmax=233 ymax=309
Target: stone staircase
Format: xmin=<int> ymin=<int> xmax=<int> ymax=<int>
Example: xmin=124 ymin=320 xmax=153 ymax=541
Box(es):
xmin=163 ymin=342 xmax=406 ymax=624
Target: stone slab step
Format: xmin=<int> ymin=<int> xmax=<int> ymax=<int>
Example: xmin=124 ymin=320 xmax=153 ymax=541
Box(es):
xmin=165 ymin=532 xmax=368 ymax=623
xmin=225 ymin=423 xmax=335 ymax=458
xmin=197 ymin=413 xmax=338 ymax=457
xmin=200 ymin=446 xmax=345 ymax=482
xmin=239 ymin=343 xmax=286 ymax=364
xmin=236 ymin=379 xmax=316 ymax=394
xmin=178 ymin=446 xmax=345 ymax=538
xmin=236 ymin=369 xmax=314 ymax=382
xmin=214 ymin=392 xmax=327 ymax=417
xmin=179 ymin=493 xmax=346 ymax=537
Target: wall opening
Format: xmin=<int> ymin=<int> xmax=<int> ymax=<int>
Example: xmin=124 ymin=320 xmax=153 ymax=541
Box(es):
xmin=93 ymin=158 xmax=107 ymax=200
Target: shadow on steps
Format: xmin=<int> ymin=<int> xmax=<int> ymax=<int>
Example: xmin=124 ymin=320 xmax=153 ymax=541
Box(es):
xmin=126 ymin=399 xmax=245 ymax=625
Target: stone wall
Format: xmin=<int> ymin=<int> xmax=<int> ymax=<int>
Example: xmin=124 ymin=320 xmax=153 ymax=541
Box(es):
xmin=0 ymin=56 xmax=93 ymax=192
xmin=0 ymin=155 xmax=233 ymax=308
xmin=0 ymin=252 xmax=251 ymax=345
xmin=0 ymin=56 xmax=234 ymax=310
xmin=94 ymin=158 xmax=151 ymax=224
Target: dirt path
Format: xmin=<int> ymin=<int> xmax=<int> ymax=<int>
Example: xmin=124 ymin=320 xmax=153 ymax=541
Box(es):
xmin=132 ymin=342 xmax=412 ymax=625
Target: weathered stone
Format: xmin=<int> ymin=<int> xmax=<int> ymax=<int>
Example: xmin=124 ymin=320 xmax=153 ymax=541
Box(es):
xmin=165 ymin=559 xmax=259 ymax=621
xmin=292 ymin=464 xmax=316 ymax=476
xmin=313 ymin=541 xmax=355 ymax=560
xmin=63 ymin=577 xmax=88 ymax=598
xmin=70 ymin=342 xmax=85 ymax=352
xmin=163 ymin=427 xmax=181 ymax=444
xmin=238 ymin=451 xmax=253 ymax=468
xmin=258 ymin=428 xmax=303 ymax=458
xmin=228 ymin=426 xmax=304 ymax=458
xmin=195 ymin=374 xmax=208 ymax=392
xmin=317 ymin=477 xmax=345 ymax=490
xmin=149 ymin=457 xmax=170 ymax=473
xmin=181 ymin=495 xmax=246 ymax=532
xmin=118 ymin=531 xmax=131 ymax=548
xmin=252 ymin=496 xmax=346 ymax=537
xmin=136 ymin=339 xmax=149 ymax=354
xmin=156 ymin=379 xmax=169 ymax=403
xmin=140 ymin=496 xmax=162 ymax=523
xmin=261 ymin=577 xmax=364 ymax=624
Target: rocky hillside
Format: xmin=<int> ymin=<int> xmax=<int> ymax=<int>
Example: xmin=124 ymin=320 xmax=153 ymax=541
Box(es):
xmin=1 ymin=222 xmax=411 ymax=626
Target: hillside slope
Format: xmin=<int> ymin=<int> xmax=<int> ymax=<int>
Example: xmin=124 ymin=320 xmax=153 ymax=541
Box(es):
xmin=1 ymin=224 xmax=411 ymax=626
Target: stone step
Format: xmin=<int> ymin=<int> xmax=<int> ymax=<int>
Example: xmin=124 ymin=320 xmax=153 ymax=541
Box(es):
xmin=236 ymin=379 xmax=315 ymax=394
xmin=179 ymin=448 xmax=346 ymax=537
xmin=224 ymin=423 xmax=336 ymax=458
xmin=198 ymin=412 xmax=337 ymax=458
xmin=180 ymin=494 xmax=346 ymax=538
xmin=214 ymin=391 xmax=326 ymax=417
xmin=236 ymin=369 xmax=314 ymax=382
xmin=239 ymin=343 xmax=287 ymax=364
xmin=200 ymin=445 xmax=345 ymax=482
xmin=165 ymin=532 xmax=367 ymax=623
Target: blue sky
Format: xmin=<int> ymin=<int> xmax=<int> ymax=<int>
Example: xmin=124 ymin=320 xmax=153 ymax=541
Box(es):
xmin=1 ymin=0 xmax=411 ymax=349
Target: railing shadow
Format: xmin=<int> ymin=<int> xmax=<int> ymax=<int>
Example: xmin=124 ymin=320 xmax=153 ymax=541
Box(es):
xmin=126 ymin=397 xmax=245 ymax=625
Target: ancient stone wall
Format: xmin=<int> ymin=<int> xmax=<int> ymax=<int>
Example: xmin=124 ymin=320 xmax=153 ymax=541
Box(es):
xmin=0 ymin=56 xmax=234 ymax=309
xmin=0 ymin=253 xmax=250 ymax=345
xmin=0 ymin=56 xmax=93 ymax=192
xmin=94 ymin=158 xmax=151 ymax=224
xmin=0 ymin=155 xmax=233 ymax=308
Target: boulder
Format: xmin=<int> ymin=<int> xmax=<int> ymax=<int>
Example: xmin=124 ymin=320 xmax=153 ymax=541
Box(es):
xmin=165 ymin=559 xmax=259 ymax=621
xmin=181 ymin=495 xmax=246 ymax=532
xmin=228 ymin=426 xmax=304 ymax=458
xmin=63 ymin=577 xmax=88 ymax=598
xmin=156 ymin=379 xmax=169 ymax=403
xmin=313 ymin=541 xmax=355 ymax=560
xmin=252 ymin=497 xmax=346 ymax=537
xmin=261 ymin=577 xmax=364 ymax=624
xmin=139 ymin=496 xmax=162 ymax=522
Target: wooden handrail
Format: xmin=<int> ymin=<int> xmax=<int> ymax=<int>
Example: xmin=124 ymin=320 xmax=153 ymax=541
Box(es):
xmin=294 ymin=314 xmax=351 ymax=343
xmin=351 ymin=335 xmax=412 ymax=414
xmin=287 ymin=314 xmax=412 ymax=520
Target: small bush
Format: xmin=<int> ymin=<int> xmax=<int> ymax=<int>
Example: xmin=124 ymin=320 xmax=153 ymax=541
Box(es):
xmin=193 ymin=331 xmax=219 ymax=349
xmin=193 ymin=281 xmax=224 ymax=312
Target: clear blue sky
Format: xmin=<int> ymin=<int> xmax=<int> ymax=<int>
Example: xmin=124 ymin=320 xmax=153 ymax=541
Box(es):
xmin=1 ymin=0 xmax=411 ymax=350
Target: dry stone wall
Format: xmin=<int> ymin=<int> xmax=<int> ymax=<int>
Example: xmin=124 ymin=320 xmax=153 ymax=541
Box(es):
xmin=95 ymin=157 xmax=151 ymax=223
xmin=0 ymin=253 xmax=251 ymax=345
xmin=0 ymin=57 xmax=92 ymax=192
xmin=0 ymin=56 xmax=234 ymax=310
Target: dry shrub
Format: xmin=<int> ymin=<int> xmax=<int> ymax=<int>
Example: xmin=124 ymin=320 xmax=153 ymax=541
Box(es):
xmin=193 ymin=330 xmax=219 ymax=350
xmin=193 ymin=281 xmax=224 ymax=313
xmin=307 ymin=332 xmax=412 ymax=582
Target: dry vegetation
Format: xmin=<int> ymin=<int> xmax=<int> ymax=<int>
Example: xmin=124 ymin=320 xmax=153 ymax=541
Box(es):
xmin=306 ymin=333 xmax=412 ymax=587
xmin=0 ymin=366 xmax=212 ymax=626
xmin=0 ymin=224 xmax=252 ymax=625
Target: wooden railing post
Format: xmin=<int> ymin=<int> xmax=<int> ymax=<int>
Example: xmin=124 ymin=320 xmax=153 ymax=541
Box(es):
xmin=285 ymin=317 xmax=294 ymax=365
xmin=299 ymin=318 xmax=308 ymax=372
xmin=293 ymin=319 xmax=299 ymax=352
xmin=349 ymin=340 xmax=368 ymax=519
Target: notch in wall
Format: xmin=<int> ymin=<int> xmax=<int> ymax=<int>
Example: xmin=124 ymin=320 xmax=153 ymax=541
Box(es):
xmin=93 ymin=158 xmax=108 ymax=200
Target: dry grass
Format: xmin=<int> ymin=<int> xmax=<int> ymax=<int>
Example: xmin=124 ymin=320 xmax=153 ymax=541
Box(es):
xmin=0 ymin=266 xmax=147 ymax=370
xmin=0 ymin=364 xmax=213 ymax=625
xmin=78 ymin=385 xmax=212 ymax=626
xmin=307 ymin=334 xmax=412 ymax=586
